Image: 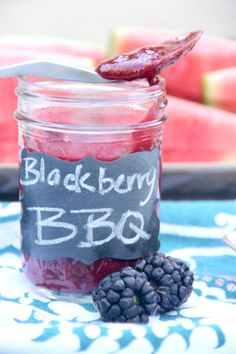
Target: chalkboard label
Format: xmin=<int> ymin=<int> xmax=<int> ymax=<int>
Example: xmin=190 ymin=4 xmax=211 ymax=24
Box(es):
xmin=20 ymin=148 xmax=160 ymax=264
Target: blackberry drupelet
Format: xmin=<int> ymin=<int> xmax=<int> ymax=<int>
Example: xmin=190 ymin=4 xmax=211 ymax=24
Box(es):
xmin=92 ymin=267 xmax=159 ymax=323
xmin=135 ymin=253 xmax=194 ymax=314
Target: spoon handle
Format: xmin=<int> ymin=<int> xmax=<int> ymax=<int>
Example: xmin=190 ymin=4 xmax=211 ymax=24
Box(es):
xmin=0 ymin=60 xmax=111 ymax=82
xmin=223 ymin=233 xmax=236 ymax=252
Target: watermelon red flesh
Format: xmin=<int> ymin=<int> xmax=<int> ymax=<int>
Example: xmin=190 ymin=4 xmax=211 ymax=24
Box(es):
xmin=0 ymin=48 xmax=94 ymax=164
xmin=203 ymin=66 xmax=236 ymax=113
xmin=163 ymin=95 xmax=236 ymax=163
xmin=0 ymin=36 xmax=105 ymax=65
xmin=110 ymin=27 xmax=236 ymax=102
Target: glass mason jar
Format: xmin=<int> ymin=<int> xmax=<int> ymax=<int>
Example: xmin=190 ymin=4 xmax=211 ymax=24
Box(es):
xmin=15 ymin=76 xmax=167 ymax=301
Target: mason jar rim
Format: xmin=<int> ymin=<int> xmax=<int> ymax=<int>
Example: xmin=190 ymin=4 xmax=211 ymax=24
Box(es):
xmin=16 ymin=76 xmax=166 ymax=103
xmin=15 ymin=112 xmax=167 ymax=135
xmin=15 ymin=76 xmax=167 ymax=133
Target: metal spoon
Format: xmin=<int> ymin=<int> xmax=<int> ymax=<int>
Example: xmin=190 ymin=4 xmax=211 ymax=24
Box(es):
xmin=223 ymin=233 xmax=236 ymax=252
xmin=0 ymin=60 xmax=112 ymax=83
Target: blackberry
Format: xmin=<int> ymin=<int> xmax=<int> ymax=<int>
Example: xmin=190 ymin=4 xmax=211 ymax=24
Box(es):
xmin=92 ymin=267 xmax=159 ymax=323
xmin=135 ymin=253 xmax=194 ymax=314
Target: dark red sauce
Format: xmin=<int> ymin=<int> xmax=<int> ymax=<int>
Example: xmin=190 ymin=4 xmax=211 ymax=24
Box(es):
xmin=96 ymin=31 xmax=202 ymax=85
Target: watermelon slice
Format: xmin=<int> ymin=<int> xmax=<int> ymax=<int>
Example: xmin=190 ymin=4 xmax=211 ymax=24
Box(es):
xmin=109 ymin=27 xmax=236 ymax=102
xmin=0 ymin=37 xmax=105 ymax=164
xmin=0 ymin=36 xmax=105 ymax=65
xmin=203 ymin=66 xmax=236 ymax=113
xmin=163 ymin=95 xmax=236 ymax=162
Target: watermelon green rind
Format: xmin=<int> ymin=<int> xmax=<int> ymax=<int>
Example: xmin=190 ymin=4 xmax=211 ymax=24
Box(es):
xmin=202 ymin=72 xmax=217 ymax=107
xmin=203 ymin=66 xmax=236 ymax=113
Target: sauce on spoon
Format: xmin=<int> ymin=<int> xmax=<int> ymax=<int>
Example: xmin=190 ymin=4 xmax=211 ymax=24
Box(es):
xmin=96 ymin=31 xmax=203 ymax=85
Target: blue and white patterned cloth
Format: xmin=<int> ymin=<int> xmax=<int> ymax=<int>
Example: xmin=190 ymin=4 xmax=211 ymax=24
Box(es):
xmin=0 ymin=201 xmax=236 ymax=353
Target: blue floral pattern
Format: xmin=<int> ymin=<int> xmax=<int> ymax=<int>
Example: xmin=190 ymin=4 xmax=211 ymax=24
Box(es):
xmin=0 ymin=201 xmax=236 ymax=353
